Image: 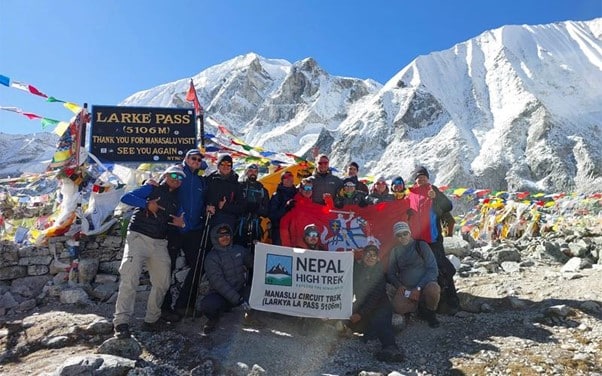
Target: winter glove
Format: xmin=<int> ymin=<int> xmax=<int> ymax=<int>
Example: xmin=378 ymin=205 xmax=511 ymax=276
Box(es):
xmin=285 ymin=199 xmax=295 ymax=210
xmin=239 ymin=297 xmax=251 ymax=311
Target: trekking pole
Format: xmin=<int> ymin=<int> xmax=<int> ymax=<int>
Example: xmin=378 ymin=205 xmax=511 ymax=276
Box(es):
xmin=186 ymin=213 xmax=212 ymax=320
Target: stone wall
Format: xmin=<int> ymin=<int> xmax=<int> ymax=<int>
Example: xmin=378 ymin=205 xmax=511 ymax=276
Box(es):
xmin=0 ymin=228 xmax=125 ymax=283
xmin=0 ymin=224 xmax=127 ymax=317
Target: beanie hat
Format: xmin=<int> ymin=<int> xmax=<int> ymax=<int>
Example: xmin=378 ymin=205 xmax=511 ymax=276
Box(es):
xmin=163 ymin=165 xmax=186 ymax=179
xmin=185 ymin=148 xmax=203 ymax=158
xmin=391 ymin=176 xmax=405 ymax=186
xmin=348 ymin=161 xmax=359 ymax=170
xmin=411 ymin=166 xmax=429 ymax=181
xmin=217 ymin=154 xmax=233 ymax=165
xmin=343 ymin=177 xmax=356 ymax=187
xmin=376 ymin=176 xmax=387 ymax=184
xmin=364 ymin=244 xmax=379 ymax=254
xmin=247 ymin=163 xmax=259 ymax=170
xmin=304 ymin=224 xmax=319 ymax=236
xmin=393 ymin=221 xmax=411 ymax=236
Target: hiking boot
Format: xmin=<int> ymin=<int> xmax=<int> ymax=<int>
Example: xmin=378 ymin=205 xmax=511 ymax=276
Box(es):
xmin=423 ymin=309 xmax=440 ymax=328
xmin=375 ymin=345 xmax=404 ymax=362
xmin=161 ymin=309 xmax=182 ymax=323
xmin=141 ymin=319 xmax=165 ymax=332
xmin=243 ymin=310 xmax=266 ymax=328
xmin=202 ymin=318 xmax=219 ymax=335
xmin=114 ymin=323 xmax=131 ymax=339
xmin=335 ymin=321 xmax=353 ymax=338
xmin=437 ymin=300 xmax=460 ymax=315
xmin=176 ymin=307 xmax=202 ymax=318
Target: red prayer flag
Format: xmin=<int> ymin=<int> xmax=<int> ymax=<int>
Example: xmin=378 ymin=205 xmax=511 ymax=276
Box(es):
xmin=28 ymin=85 xmax=48 ymax=98
xmin=186 ymin=79 xmax=202 ymax=116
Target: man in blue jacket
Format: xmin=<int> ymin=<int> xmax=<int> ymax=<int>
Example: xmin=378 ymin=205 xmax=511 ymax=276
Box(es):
xmin=113 ymin=166 xmax=185 ymax=338
xmin=387 ymin=221 xmax=441 ymax=328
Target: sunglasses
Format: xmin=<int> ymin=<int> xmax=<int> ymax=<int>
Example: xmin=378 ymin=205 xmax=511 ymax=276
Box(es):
xmin=306 ymin=231 xmax=319 ymax=238
xmin=217 ymin=232 xmax=231 ymax=238
xmin=188 ymin=156 xmax=202 ymax=162
xmin=168 ymin=173 xmax=184 ymax=180
xmin=219 ymin=163 xmax=232 ymax=168
xmin=302 ymin=186 xmax=313 ymax=191
xmin=318 ymin=161 xmax=329 ymax=165
xmin=393 ymin=180 xmax=404 ymax=186
xmin=396 ymin=231 xmax=411 ymax=238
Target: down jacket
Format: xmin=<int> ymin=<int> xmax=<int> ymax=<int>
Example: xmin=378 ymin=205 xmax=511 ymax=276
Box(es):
xmin=203 ymin=224 xmax=252 ymax=305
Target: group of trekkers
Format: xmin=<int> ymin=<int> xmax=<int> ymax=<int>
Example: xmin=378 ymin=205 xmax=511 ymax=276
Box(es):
xmin=112 ymin=149 xmax=460 ymax=363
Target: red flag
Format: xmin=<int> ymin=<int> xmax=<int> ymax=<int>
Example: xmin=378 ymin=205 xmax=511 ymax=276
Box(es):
xmin=280 ymin=197 xmax=410 ymax=266
xmin=186 ymin=79 xmax=202 ymax=115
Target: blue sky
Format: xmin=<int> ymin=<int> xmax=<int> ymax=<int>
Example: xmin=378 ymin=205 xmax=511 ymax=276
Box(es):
xmin=1 ymin=0 xmax=600 ymax=135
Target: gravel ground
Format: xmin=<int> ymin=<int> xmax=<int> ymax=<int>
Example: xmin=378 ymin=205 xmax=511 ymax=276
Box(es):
xmin=1 ymin=259 xmax=600 ymax=375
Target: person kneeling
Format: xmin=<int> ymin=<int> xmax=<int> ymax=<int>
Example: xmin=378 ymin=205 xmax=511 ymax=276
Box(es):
xmin=350 ymin=245 xmax=405 ymax=362
xmin=387 ymin=222 xmax=441 ymax=328
xmin=198 ymin=224 xmax=253 ymax=335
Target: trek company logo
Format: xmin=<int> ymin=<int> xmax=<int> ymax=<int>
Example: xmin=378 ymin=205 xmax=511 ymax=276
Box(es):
xmin=264 ymin=254 xmax=292 ymax=286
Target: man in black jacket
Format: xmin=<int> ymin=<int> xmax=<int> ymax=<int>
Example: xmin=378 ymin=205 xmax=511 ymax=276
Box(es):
xmin=236 ymin=163 xmax=269 ymax=248
xmin=205 ymin=154 xmax=244 ymax=234
xmin=345 ymin=161 xmax=369 ymax=194
xmin=198 ymin=224 xmax=253 ymax=335
xmin=312 ymin=154 xmax=343 ymax=205
xmin=113 ymin=166 xmax=185 ymax=338
xmin=268 ymin=170 xmax=297 ymax=245
xmin=350 ymin=245 xmax=405 ymax=362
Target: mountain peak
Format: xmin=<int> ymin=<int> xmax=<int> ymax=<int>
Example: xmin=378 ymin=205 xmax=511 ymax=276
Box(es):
xmin=12 ymin=19 xmax=600 ymax=192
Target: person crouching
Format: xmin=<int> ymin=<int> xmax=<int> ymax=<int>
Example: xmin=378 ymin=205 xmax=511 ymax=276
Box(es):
xmin=387 ymin=222 xmax=441 ymax=328
xmin=198 ymin=224 xmax=253 ymax=335
xmin=350 ymin=245 xmax=405 ymax=362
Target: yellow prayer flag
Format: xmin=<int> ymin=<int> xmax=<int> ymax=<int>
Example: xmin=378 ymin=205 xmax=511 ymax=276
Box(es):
xmin=453 ymin=188 xmax=468 ymax=196
xmin=63 ymin=102 xmax=82 ymax=114
xmin=52 ymin=121 xmax=70 ymax=136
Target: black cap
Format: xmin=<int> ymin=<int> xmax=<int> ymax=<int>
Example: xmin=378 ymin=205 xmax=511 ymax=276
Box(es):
xmin=364 ymin=244 xmax=379 ymax=253
xmin=217 ymin=154 xmax=233 ymax=165
xmin=217 ymin=225 xmax=231 ymax=235
xmin=411 ymin=166 xmax=429 ymax=181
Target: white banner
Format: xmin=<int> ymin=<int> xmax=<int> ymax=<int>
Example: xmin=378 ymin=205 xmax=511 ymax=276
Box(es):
xmin=249 ymin=243 xmax=353 ymax=319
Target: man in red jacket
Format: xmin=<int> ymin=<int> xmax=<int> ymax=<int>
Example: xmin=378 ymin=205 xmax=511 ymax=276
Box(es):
xmin=407 ymin=166 xmax=459 ymax=314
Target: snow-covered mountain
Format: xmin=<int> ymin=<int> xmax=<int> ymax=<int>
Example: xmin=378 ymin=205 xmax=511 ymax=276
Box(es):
xmin=0 ymin=132 xmax=58 ymax=177
xmin=5 ymin=18 xmax=602 ymax=192
xmin=329 ymin=18 xmax=602 ymax=192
